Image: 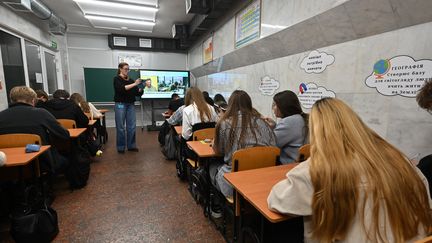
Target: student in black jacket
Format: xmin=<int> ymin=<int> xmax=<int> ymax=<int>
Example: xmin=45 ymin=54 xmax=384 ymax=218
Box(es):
xmin=0 ymin=86 xmax=70 ymax=172
xmin=43 ymin=89 xmax=89 ymax=128
xmin=113 ymin=62 xmax=143 ymax=153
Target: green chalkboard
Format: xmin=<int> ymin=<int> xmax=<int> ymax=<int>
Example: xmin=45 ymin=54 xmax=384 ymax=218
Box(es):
xmin=84 ymin=67 xmax=140 ymax=102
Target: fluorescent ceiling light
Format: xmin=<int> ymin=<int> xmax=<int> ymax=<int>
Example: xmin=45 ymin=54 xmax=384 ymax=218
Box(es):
xmin=74 ymin=0 xmax=158 ymax=12
xmin=261 ymin=24 xmax=287 ymax=29
xmin=85 ymin=12 xmax=155 ymax=22
xmin=93 ymin=26 xmax=153 ymax=33
xmin=85 ymin=14 xmax=155 ymax=26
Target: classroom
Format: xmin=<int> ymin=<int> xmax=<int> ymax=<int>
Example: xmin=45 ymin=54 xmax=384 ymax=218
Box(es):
xmin=0 ymin=0 xmax=431 ymax=242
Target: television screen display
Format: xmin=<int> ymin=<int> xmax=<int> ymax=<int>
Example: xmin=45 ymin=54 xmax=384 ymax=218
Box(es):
xmin=140 ymin=70 xmax=189 ymax=99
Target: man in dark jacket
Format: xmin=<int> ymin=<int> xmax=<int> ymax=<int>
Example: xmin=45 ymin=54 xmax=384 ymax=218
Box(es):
xmin=0 ymin=86 xmax=70 ymax=172
xmin=42 ymin=89 xmax=89 ymax=128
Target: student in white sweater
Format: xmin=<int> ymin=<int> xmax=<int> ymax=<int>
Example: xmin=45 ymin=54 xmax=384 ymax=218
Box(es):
xmin=268 ymin=98 xmax=431 ymax=243
xmin=181 ymin=87 xmax=217 ymax=140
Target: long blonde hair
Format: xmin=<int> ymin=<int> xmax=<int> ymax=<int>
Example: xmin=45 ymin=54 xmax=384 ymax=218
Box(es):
xmin=309 ymin=98 xmax=431 ymax=243
xmin=184 ymin=87 xmax=212 ymax=122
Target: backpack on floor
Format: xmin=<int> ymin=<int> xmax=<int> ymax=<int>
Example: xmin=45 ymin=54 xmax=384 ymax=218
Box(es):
xmin=65 ymin=145 xmax=91 ymax=189
xmin=190 ymin=167 xmax=210 ymax=206
xmin=162 ymin=129 xmax=177 ymax=160
xmin=158 ymin=121 xmax=171 ymax=146
xmin=10 ymin=185 xmax=59 ymax=243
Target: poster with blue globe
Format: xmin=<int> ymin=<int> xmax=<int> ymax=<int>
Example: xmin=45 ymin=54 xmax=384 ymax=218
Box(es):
xmin=365 ymin=56 xmax=432 ymax=97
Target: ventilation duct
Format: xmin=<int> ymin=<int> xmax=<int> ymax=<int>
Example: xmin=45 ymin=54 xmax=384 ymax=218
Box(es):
xmin=1 ymin=0 xmax=67 ymax=35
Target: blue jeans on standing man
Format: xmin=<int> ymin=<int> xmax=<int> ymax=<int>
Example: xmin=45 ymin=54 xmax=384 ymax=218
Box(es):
xmin=114 ymin=102 xmax=137 ymax=151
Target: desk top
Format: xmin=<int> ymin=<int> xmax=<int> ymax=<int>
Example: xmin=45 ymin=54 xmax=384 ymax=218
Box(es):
xmin=88 ymin=119 xmax=97 ymax=126
xmin=174 ymin=126 xmax=182 ymax=136
xmin=1 ymin=145 xmax=51 ymax=167
xmin=98 ymin=109 xmax=109 ymax=113
xmin=68 ymin=128 xmax=87 ymax=138
xmin=224 ymin=163 xmax=298 ymax=223
xmin=187 ymin=140 xmax=219 ymax=158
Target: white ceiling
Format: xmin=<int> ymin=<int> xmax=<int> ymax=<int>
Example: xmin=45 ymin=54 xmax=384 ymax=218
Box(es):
xmin=40 ymin=0 xmax=195 ymax=38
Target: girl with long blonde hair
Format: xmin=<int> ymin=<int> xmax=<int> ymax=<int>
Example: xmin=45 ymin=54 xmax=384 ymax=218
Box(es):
xmin=268 ymin=98 xmax=431 ymax=242
xmin=181 ymin=87 xmax=217 ymax=140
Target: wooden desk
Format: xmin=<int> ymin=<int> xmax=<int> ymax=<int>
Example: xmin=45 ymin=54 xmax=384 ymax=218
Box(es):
xmin=224 ymin=164 xmax=298 ymax=223
xmin=1 ymin=146 xmax=51 ymax=167
xmin=98 ymin=109 xmax=109 ymax=113
xmin=186 ymin=140 xmax=218 ymax=158
xmin=88 ymin=119 xmax=97 ymax=126
xmin=174 ymin=126 xmax=182 ymax=136
xmin=68 ymin=128 xmax=87 ymax=138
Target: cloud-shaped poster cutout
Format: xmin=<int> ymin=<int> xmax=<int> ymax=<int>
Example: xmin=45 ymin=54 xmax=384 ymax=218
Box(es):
xmin=300 ymin=50 xmax=335 ymax=74
xmin=298 ymin=82 xmax=336 ymax=109
xmin=365 ymin=55 xmax=432 ymax=97
xmin=259 ymin=76 xmax=280 ymax=96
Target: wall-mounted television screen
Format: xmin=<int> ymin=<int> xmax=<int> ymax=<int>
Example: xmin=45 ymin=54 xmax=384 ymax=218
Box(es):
xmin=139 ymin=70 xmax=190 ymax=99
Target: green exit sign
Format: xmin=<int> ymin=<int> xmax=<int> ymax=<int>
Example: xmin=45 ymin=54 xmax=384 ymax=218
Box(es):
xmin=51 ymin=41 xmax=57 ymax=49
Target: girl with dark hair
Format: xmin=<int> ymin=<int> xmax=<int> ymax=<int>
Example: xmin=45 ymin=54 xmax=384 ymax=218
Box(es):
xmin=211 ymin=90 xmax=276 ymax=198
xmin=113 ymin=62 xmax=143 ymax=153
xmin=264 ymin=90 xmax=308 ymax=164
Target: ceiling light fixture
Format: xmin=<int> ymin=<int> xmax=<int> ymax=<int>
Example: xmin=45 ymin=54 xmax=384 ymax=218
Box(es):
xmin=261 ymin=24 xmax=287 ymax=29
xmin=74 ymin=0 xmax=158 ymax=12
xmin=85 ymin=14 xmax=156 ymax=26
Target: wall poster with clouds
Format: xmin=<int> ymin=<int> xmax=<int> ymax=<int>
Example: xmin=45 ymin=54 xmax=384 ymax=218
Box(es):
xmin=300 ymin=50 xmax=335 ymax=74
xmin=365 ymin=55 xmax=432 ymax=97
xmin=259 ymin=76 xmax=280 ymax=95
xmin=298 ymin=82 xmax=336 ymax=109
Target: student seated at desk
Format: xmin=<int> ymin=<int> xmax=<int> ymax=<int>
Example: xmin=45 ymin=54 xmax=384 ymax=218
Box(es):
xmin=43 ymin=89 xmax=89 ymax=128
xmin=167 ymin=105 xmax=185 ymax=126
xmin=0 ymin=86 xmax=70 ymax=173
xmin=416 ymin=80 xmax=432 ymax=197
xmin=164 ymin=93 xmax=184 ymax=117
xmin=182 ymin=87 xmax=217 ymax=140
xmin=263 ymin=90 xmax=308 ymax=164
xmin=268 ymin=98 xmax=431 ymax=243
xmin=211 ymin=90 xmax=276 ymax=198
xmin=70 ymin=93 xmax=102 ymax=119
xmin=34 ymin=89 xmax=49 ymax=108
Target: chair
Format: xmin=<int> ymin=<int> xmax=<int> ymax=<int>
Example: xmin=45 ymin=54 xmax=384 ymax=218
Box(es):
xmin=223 ymin=146 xmax=280 ymax=242
xmin=0 ymin=133 xmax=41 ymax=148
xmin=416 ymin=235 xmax=432 ymax=243
xmin=187 ymin=128 xmax=216 ymax=169
xmin=296 ymin=144 xmax=310 ymax=162
xmin=0 ymin=133 xmax=42 ymax=180
xmin=57 ymin=119 xmax=76 ymax=129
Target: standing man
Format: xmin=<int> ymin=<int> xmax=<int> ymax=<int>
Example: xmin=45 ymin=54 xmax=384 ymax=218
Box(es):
xmin=113 ymin=62 xmax=143 ymax=153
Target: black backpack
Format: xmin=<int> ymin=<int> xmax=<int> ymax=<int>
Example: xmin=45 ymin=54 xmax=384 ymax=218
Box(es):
xmin=65 ymin=145 xmax=91 ymax=189
xmin=162 ymin=129 xmax=177 ymax=160
xmin=190 ymin=167 xmax=210 ymax=206
xmin=158 ymin=121 xmax=171 ymax=146
xmin=10 ymin=185 xmax=59 ymax=243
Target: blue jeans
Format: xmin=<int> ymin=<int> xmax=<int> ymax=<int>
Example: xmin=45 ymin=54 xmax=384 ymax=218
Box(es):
xmin=114 ymin=102 xmax=137 ymax=151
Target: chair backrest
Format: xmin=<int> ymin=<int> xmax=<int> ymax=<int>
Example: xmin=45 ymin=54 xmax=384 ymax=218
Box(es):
xmin=192 ymin=122 xmax=216 ymax=132
xmin=0 ymin=133 xmax=42 ymax=148
xmin=193 ymin=128 xmax=215 ymax=141
xmin=232 ymin=146 xmax=280 ymax=172
xmin=57 ymin=119 xmax=76 ymax=129
xmin=296 ymin=144 xmax=310 ymax=162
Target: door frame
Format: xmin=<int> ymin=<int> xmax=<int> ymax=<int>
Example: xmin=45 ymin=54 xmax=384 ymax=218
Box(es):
xmin=41 ymin=47 xmax=64 ymax=94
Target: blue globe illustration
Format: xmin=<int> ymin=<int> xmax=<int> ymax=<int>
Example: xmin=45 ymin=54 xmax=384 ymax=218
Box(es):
xmin=373 ymin=59 xmax=390 ymax=75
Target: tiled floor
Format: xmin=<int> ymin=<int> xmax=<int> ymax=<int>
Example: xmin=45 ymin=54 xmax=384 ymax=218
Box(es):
xmin=1 ymin=128 xmax=224 ymax=243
